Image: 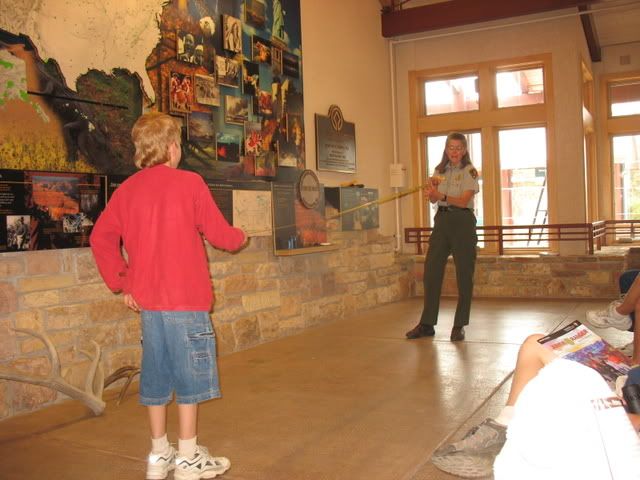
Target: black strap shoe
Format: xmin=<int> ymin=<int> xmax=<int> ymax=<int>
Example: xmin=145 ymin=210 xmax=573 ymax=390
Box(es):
xmin=406 ymin=323 xmax=435 ymax=339
xmin=450 ymin=326 xmax=465 ymax=342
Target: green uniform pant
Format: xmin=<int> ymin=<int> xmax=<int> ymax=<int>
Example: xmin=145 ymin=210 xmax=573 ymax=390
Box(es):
xmin=420 ymin=208 xmax=477 ymax=327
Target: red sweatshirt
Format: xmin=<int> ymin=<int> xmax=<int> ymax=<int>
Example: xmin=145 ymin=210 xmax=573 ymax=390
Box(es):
xmin=90 ymin=164 xmax=245 ymax=311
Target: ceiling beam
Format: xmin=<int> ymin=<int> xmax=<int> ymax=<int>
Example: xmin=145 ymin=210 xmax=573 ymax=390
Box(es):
xmin=381 ymin=0 xmax=603 ymax=38
xmin=578 ymin=4 xmax=602 ymax=62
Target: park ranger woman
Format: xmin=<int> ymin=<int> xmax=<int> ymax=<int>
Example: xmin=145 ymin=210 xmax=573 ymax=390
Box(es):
xmin=406 ymin=132 xmax=480 ymax=342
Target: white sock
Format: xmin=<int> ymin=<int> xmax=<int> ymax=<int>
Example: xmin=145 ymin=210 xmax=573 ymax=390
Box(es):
xmin=151 ymin=434 xmax=170 ymax=454
xmin=494 ymin=406 xmax=515 ymax=426
xmin=179 ymin=436 xmax=197 ymax=459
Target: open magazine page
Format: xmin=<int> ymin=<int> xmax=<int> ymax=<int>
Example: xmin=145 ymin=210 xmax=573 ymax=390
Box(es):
xmin=538 ymin=320 xmax=633 ymax=388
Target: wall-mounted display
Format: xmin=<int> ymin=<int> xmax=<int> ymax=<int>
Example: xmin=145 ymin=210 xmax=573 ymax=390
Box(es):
xmin=0 ymin=0 xmax=306 ymax=252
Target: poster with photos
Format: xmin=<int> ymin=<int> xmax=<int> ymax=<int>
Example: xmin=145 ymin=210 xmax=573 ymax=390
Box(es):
xmin=242 ymin=61 xmax=259 ymax=95
xmin=245 ymin=0 xmax=267 ymax=29
xmin=244 ymin=121 xmax=263 ymax=156
xmin=176 ymin=30 xmax=212 ymax=71
xmin=216 ymin=133 xmax=241 ymax=164
xmin=0 ymin=169 xmax=106 ymax=252
xmin=188 ymin=112 xmax=216 ymax=143
xmin=256 ymin=151 xmax=276 ymax=177
xmin=272 ymin=46 xmax=283 ymax=76
xmin=194 ymin=74 xmax=220 ymax=107
xmin=283 ymin=51 xmax=300 ymax=78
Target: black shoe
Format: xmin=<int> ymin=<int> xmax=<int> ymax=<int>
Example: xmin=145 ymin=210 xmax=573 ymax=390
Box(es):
xmin=450 ymin=326 xmax=465 ymax=342
xmin=406 ymin=323 xmax=435 ymax=339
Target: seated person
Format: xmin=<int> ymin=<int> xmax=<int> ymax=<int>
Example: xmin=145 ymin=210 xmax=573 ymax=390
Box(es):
xmin=585 ymin=269 xmax=640 ymax=364
xmin=431 ymin=335 xmax=640 ymax=478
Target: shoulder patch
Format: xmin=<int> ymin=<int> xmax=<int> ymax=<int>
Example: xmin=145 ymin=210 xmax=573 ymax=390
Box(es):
xmin=469 ymin=168 xmax=478 ymax=179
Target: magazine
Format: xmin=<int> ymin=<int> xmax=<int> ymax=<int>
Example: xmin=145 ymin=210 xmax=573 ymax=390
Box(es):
xmin=538 ymin=320 xmax=633 ymax=388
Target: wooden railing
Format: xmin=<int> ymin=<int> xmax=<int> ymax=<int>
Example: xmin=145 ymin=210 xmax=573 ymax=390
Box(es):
xmin=404 ymin=219 xmax=640 ymax=255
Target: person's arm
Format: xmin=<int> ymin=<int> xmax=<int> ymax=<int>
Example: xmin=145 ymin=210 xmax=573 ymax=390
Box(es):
xmin=431 ymin=189 xmax=475 ymax=208
xmin=195 ymin=178 xmax=246 ymax=251
xmin=89 ymin=198 xmax=128 ymax=293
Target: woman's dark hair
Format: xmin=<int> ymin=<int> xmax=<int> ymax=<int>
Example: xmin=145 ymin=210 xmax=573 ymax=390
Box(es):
xmin=434 ymin=132 xmax=471 ymax=174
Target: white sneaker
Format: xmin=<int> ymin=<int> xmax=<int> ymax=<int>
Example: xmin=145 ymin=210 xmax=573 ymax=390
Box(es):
xmin=585 ymin=300 xmax=632 ymax=331
xmin=175 ymin=445 xmax=230 ymax=480
xmin=146 ymin=445 xmax=176 ymax=480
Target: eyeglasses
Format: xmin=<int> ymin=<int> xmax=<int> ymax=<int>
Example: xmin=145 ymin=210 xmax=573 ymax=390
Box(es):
xmin=447 ymin=145 xmax=465 ymax=152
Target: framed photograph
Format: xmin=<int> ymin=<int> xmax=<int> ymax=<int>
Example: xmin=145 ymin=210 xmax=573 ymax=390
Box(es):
xmin=244 ymin=121 xmax=263 ymax=156
xmin=242 ymin=61 xmax=259 ymax=96
xmin=272 ymin=46 xmax=283 ymax=76
xmin=244 ymin=0 xmax=266 ymax=30
xmin=198 ymin=16 xmax=216 ymax=39
xmin=194 ymin=74 xmax=220 ymax=107
xmin=257 ymin=90 xmax=273 ymax=116
xmin=260 ymin=117 xmax=278 ymax=152
xmin=188 ymin=111 xmax=215 ymax=143
xmin=216 ymin=133 xmax=241 ymax=163
xmin=283 ymin=51 xmax=300 ymax=78
xmin=255 ymin=151 xmax=276 ymax=177
xmin=252 ymin=35 xmax=271 ymax=64
xmin=224 ymin=95 xmax=249 ymax=125
xmin=6 ymin=215 xmax=30 ymax=251
xmin=222 ymin=14 xmax=242 ymax=53
xmin=216 ymin=56 xmax=240 ymax=88
xmin=286 ymin=114 xmax=303 ymax=143
xmin=176 ymin=30 xmax=206 ymax=68
xmin=169 ymin=72 xmax=193 ymax=113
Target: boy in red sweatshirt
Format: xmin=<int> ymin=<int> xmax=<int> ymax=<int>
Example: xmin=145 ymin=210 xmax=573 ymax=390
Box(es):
xmin=90 ymin=112 xmax=246 ymax=480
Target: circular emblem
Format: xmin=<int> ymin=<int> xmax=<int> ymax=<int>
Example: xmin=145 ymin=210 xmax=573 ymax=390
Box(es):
xmin=328 ymin=104 xmax=344 ymax=132
xmin=298 ymin=169 xmax=321 ymax=209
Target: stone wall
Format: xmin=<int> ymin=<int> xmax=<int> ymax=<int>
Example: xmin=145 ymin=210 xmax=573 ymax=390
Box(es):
xmin=412 ymin=254 xmax=625 ymax=299
xmin=0 ymin=231 xmax=413 ymax=420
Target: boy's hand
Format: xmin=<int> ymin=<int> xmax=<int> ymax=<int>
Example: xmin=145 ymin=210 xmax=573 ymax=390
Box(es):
xmin=124 ymin=293 xmax=140 ymax=312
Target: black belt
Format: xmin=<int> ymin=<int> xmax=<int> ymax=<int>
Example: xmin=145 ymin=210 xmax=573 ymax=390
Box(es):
xmin=438 ymin=206 xmax=471 ymax=212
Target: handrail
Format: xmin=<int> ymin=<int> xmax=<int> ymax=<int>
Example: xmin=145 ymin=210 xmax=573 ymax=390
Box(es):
xmin=404 ymin=219 xmax=640 ymax=255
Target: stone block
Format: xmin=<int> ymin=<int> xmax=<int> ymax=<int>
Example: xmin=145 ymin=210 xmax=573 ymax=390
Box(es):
xmin=119 ymin=318 xmax=142 ymax=345
xmin=280 ymin=294 xmax=302 ymax=317
xmin=14 ymin=310 xmax=44 ymax=331
xmin=370 ymin=253 xmax=395 ymax=270
xmin=106 ymin=347 xmax=142 ymax=373
xmin=280 ymin=276 xmax=310 ymax=293
xmin=0 ymin=382 xmax=10 ymax=419
xmin=80 ymin=323 xmax=120 ymax=348
xmin=9 ymin=355 xmax=51 ymax=375
xmin=232 ymin=315 xmax=260 ymax=349
xmin=76 ymin=252 xmax=102 ymax=283
xmin=348 ymin=282 xmax=367 ymax=295
xmin=18 ymin=274 xmax=76 ymax=293
xmin=213 ymin=304 xmax=247 ymax=324
xmin=222 ymin=274 xmax=259 ymax=294
xmin=278 ymin=315 xmax=305 ymax=334
xmin=257 ymin=310 xmax=281 ymax=341
xmin=209 ymin=261 xmax=237 ymax=277
xmin=20 ymin=289 xmax=60 ymax=308
xmin=86 ymin=299 xmax=132 ymax=323
xmin=242 ymin=291 xmax=280 ymax=312
xmin=587 ymin=270 xmax=613 ymax=285
xmin=45 ymin=304 xmax=88 ymax=329
xmin=214 ymin=322 xmax=236 ymax=356
xmin=0 ymin=258 xmax=24 ymax=277
xmin=59 ymin=283 xmax=112 ymax=304
xmin=24 ymin=251 xmax=62 ymax=275
xmin=0 ymin=282 xmax=18 ymax=314
xmin=11 ymin=383 xmax=57 ymax=413
xmin=258 ymin=278 xmax=279 ymax=291
xmin=0 ymin=316 xmax=17 ymax=360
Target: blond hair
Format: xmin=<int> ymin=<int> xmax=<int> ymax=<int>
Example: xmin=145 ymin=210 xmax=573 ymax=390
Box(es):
xmin=131 ymin=112 xmax=181 ymax=169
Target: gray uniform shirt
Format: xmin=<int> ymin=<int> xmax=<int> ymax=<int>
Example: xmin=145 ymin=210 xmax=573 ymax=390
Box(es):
xmin=436 ymin=163 xmax=479 ymax=208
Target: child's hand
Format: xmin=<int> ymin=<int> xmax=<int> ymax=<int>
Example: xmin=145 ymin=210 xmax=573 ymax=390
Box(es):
xmin=124 ymin=293 xmax=140 ymax=312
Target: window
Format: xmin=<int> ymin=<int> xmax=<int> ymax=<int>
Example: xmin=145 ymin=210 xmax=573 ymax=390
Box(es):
xmin=499 ymin=128 xmax=547 ymax=248
xmin=610 ymin=80 xmax=640 ymax=117
xmin=612 ymin=134 xmax=640 ymax=221
xmin=411 ymin=54 xmax=553 ymax=253
xmin=496 ymin=67 xmax=544 ymax=108
xmin=424 ymin=75 xmax=479 ymax=115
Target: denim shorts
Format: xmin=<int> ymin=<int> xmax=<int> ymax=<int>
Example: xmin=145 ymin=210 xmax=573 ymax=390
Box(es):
xmin=139 ymin=311 xmax=220 ymax=406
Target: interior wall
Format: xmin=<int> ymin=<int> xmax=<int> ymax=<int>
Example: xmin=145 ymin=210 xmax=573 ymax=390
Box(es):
xmin=300 ymin=0 xmax=396 ymax=236
xmin=392 ymin=13 xmax=592 ymax=254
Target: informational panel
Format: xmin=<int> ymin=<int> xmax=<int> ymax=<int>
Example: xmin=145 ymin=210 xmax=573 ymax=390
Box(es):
xmin=315 ymin=110 xmax=356 ymax=173
xmin=272 ymin=181 xmax=328 ymax=254
xmin=205 ymin=179 xmax=271 ymax=235
xmin=0 ymin=169 xmax=106 ymax=251
xmin=324 ymin=187 xmax=379 ymax=231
